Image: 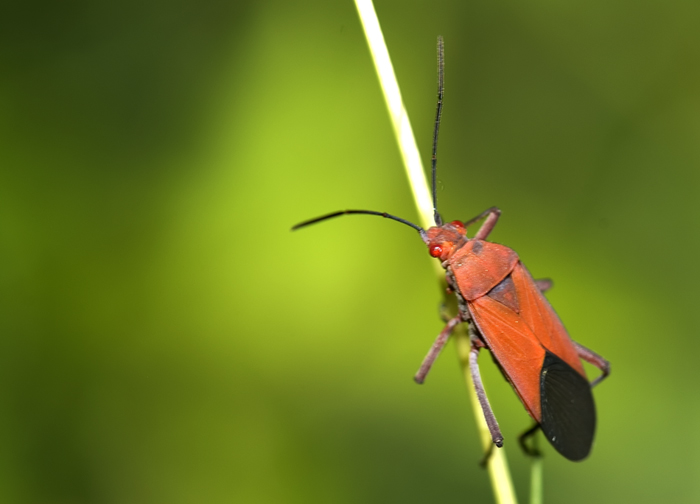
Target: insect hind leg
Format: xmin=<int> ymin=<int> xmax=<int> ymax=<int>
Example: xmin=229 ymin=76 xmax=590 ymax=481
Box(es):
xmin=519 ymin=423 xmax=543 ymax=458
xmin=573 ymin=341 xmax=610 ymax=387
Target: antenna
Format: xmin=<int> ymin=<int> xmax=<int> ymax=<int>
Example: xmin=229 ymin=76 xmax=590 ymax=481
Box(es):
xmin=431 ymin=36 xmax=445 ymax=226
xmin=292 ymin=39 xmax=449 ymax=241
xmin=292 ymin=210 xmax=427 ymax=240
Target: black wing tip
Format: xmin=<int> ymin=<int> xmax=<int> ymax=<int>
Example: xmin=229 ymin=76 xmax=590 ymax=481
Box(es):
xmin=540 ymin=351 xmax=597 ymax=462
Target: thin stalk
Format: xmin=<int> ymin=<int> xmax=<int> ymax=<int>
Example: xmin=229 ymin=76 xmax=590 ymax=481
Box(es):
xmin=353 ymin=0 xmax=434 ymax=232
xmin=529 ymin=438 xmax=543 ymax=504
xmin=353 ymin=1 xmax=519 ymax=503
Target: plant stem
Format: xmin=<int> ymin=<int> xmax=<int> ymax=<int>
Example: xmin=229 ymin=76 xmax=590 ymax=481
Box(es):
xmin=529 ymin=441 xmax=543 ymax=504
xmin=352 ymin=1 xmax=519 ymax=503
xmin=353 ymin=0 xmax=434 ymax=233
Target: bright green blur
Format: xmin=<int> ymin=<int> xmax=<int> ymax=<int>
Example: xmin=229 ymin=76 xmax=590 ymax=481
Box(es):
xmin=1 ymin=0 xmax=699 ymax=502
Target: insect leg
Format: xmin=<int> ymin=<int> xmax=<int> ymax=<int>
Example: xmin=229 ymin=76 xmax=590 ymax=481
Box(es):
xmin=478 ymin=442 xmax=495 ymax=468
xmin=414 ymin=316 xmax=461 ymax=384
xmin=468 ymin=342 xmax=504 ymax=448
xmin=461 ymin=206 xmax=500 ymax=229
xmin=471 ymin=208 xmax=502 ymax=241
xmin=573 ymin=341 xmax=610 ymax=387
xmin=534 ymin=278 xmax=553 ymax=293
xmin=518 ymin=423 xmax=542 ymax=458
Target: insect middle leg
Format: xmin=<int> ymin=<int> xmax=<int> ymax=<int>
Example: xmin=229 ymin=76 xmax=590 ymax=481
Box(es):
xmin=414 ymin=314 xmax=504 ymax=450
xmin=468 ymin=337 xmax=504 ymax=449
xmin=534 ymin=278 xmax=553 ymax=293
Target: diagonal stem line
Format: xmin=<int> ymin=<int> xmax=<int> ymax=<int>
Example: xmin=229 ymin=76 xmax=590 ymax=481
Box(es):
xmin=352 ymin=1 xmax=518 ymax=503
xmin=353 ymin=0 xmax=434 ymax=232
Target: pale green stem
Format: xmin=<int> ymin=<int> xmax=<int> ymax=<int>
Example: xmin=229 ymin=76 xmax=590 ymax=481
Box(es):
xmin=353 ymin=0 xmax=434 ymax=233
xmin=353 ymin=1 xmax=519 ymax=503
xmin=530 ymin=456 xmax=543 ymax=504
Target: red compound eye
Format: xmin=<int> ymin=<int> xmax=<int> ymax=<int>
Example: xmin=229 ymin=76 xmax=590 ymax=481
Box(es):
xmin=450 ymin=220 xmax=464 ymax=229
xmin=429 ymin=245 xmax=443 ymax=258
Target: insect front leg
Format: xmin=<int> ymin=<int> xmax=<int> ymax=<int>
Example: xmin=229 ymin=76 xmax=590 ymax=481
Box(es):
xmin=414 ymin=316 xmax=461 ymax=384
xmin=573 ymin=341 xmax=611 ymax=387
xmin=462 ymin=207 xmax=501 ymax=241
xmin=461 ymin=206 xmax=500 ymax=229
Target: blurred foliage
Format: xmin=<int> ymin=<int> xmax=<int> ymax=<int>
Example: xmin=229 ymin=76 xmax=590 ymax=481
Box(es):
xmin=1 ymin=0 xmax=700 ymax=502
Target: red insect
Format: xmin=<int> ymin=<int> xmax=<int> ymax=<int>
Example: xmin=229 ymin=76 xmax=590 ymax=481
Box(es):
xmin=293 ymin=38 xmax=609 ymax=461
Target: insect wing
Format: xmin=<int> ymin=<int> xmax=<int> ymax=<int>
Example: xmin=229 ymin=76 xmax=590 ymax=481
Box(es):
xmin=540 ymin=352 xmax=596 ymax=461
xmin=511 ymin=264 xmax=585 ymax=376
xmin=470 ymin=263 xmax=597 ymax=460
xmin=468 ymin=295 xmax=546 ymax=421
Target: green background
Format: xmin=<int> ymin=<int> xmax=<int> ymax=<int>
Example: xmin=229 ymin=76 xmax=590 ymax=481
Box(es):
xmin=1 ymin=0 xmax=699 ymax=502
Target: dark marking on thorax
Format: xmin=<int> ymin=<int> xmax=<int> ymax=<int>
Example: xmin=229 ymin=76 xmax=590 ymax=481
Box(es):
xmin=471 ymin=240 xmax=483 ymax=255
xmin=485 ymin=274 xmax=520 ymax=313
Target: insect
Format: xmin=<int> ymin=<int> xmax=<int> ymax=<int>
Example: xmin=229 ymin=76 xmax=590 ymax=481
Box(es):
xmin=292 ymin=37 xmax=610 ymax=461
